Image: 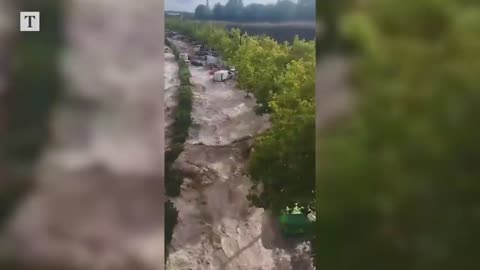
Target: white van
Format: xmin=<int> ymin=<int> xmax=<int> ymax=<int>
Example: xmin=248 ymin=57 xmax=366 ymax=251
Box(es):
xmin=193 ymin=45 xmax=202 ymax=52
xmin=213 ymin=70 xmax=230 ymax=82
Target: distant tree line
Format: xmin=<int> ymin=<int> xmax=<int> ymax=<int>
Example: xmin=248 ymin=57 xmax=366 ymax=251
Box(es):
xmin=195 ymin=0 xmax=315 ymax=22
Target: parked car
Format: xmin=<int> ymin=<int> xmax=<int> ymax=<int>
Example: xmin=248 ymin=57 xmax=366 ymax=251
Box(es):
xmin=191 ymin=60 xmax=203 ymax=66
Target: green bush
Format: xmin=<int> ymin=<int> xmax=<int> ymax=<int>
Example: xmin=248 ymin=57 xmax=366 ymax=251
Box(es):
xmin=178 ymin=64 xmax=191 ymax=84
xmin=165 ymin=200 xmax=178 ymax=256
xmin=316 ymin=1 xmax=480 ymax=269
xmin=164 ymin=43 xmax=193 ymax=199
xmin=165 ymin=168 xmax=183 ymax=198
xmin=166 ymin=143 xmax=184 ymax=165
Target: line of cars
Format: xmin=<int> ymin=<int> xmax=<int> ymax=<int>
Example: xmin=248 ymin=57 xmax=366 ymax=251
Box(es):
xmin=166 ymin=31 xmax=238 ymax=83
xmin=184 ymin=44 xmax=237 ymax=82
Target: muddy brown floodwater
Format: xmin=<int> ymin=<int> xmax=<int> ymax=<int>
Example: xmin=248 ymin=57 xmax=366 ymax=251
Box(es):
xmin=166 ymin=38 xmax=314 ymax=270
xmin=164 ymin=50 xmax=180 ymax=150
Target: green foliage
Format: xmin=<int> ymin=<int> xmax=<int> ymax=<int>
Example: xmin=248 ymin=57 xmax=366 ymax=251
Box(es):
xmin=165 ymin=38 xmax=179 ymax=60
xmin=316 ymin=1 xmax=480 ymax=269
xmin=224 ymin=0 xmax=245 ymax=21
xmin=164 ymin=42 xmax=193 ymax=198
xmin=165 ymin=166 xmax=183 ymax=198
xmin=195 ymin=0 xmax=315 ymax=22
xmin=167 ymin=19 xmax=315 ymax=111
xmin=165 ymin=200 xmax=179 ymax=256
xmin=167 ymin=18 xmax=315 ymax=221
xmin=249 ymin=58 xmax=316 ymax=214
xmin=178 ymin=63 xmax=191 ymax=85
xmin=172 ymin=85 xmax=193 ymax=144
xmin=164 ymin=42 xmax=193 ymax=256
xmin=194 ymin=4 xmax=211 ymax=20
xmin=212 ymin=3 xmax=226 ymax=20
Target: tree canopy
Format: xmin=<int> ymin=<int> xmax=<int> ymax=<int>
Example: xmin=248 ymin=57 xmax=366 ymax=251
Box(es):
xmin=166 ymin=19 xmax=316 ymax=215
xmin=316 ymin=0 xmax=480 ymax=269
xmin=194 ymin=4 xmax=211 ymax=20
xmin=194 ymin=0 xmax=315 ymax=22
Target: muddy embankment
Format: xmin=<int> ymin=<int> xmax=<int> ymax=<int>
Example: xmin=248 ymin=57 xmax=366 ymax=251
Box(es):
xmin=166 ymin=37 xmax=314 ymax=270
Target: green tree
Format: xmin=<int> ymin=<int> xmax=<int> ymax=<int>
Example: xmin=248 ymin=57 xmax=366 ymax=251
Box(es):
xmin=166 ymin=19 xmax=316 ymax=219
xmin=272 ymin=0 xmax=296 ymax=22
xmin=316 ymin=0 xmax=480 ymax=269
xmin=297 ymin=0 xmax=316 ymax=20
xmin=249 ymin=59 xmax=316 ymax=213
xmin=165 ymin=200 xmax=178 ymax=255
xmin=225 ymin=0 xmax=244 ymax=21
xmin=242 ymin=4 xmax=266 ymax=22
xmin=194 ymin=4 xmax=211 ymax=20
xmin=212 ymin=3 xmax=225 ymax=20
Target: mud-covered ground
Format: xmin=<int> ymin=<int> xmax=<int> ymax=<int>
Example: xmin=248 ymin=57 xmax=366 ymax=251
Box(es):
xmin=166 ymin=38 xmax=314 ymax=270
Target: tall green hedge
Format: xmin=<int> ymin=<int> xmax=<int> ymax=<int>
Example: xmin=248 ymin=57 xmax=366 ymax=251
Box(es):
xmin=164 ymin=40 xmax=193 ymax=198
xmin=316 ymin=1 xmax=480 ymax=269
xmin=164 ymin=39 xmax=193 ymax=259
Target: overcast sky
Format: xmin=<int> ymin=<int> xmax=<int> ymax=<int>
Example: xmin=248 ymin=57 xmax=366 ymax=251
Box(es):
xmin=166 ymin=0 xmax=279 ymax=12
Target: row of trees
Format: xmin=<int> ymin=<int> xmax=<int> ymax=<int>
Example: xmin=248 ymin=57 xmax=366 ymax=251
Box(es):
xmin=316 ymin=0 xmax=480 ymax=269
xmin=164 ymin=39 xmax=193 ymax=198
xmin=195 ymin=0 xmax=315 ymax=22
xmin=166 ymin=19 xmax=316 ymax=215
xmin=164 ymin=39 xmax=193 ymax=256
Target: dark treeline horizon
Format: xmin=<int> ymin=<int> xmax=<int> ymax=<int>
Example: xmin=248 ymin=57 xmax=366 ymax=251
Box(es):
xmin=194 ymin=0 xmax=315 ymax=23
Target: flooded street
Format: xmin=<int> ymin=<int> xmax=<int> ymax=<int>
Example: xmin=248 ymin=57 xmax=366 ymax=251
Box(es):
xmin=186 ymin=66 xmax=270 ymax=146
xmin=166 ymin=38 xmax=313 ymax=270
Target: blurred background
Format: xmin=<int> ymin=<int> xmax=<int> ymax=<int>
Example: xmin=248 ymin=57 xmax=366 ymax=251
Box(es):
xmin=0 ymin=1 xmax=165 ymax=269
xmin=2 ymin=0 xmax=478 ymax=269
xmin=316 ymin=0 xmax=480 ymax=269
xmin=0 ymin=0 xmax=60 ymax=238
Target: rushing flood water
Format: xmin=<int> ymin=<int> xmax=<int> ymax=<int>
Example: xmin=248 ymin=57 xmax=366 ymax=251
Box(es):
xmin=164 ymin=50 xmax=180 ymax=149
xmin=166 ymin=38 xmax=314 ymax=270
